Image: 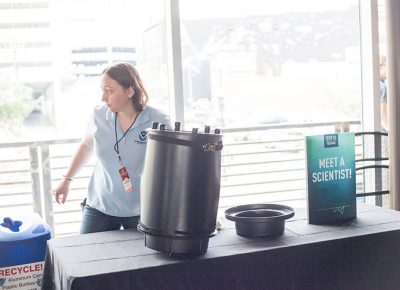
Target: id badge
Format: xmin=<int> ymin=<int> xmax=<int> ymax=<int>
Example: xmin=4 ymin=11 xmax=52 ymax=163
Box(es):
xmin=118 ymin=167 xmax=133 ymax=192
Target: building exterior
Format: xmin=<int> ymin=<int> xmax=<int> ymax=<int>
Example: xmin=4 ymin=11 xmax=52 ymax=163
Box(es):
xmin=0 ymin=0 xmax=138 ymax=133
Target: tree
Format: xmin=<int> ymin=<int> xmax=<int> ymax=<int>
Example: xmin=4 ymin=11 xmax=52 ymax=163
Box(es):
xmin=0 ymin=81 xmax=33 ymax=137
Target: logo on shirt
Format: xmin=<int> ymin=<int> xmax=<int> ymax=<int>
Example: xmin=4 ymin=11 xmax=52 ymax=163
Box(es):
xmin=136 ymin=131 xmax=148 ymax=144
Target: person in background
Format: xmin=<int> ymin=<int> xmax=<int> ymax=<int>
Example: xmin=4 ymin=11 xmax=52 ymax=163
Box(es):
xmin=52 ymin=63 xmax=172 ymax=234
xmin=379 ymin=55 xmax=388 ymax=132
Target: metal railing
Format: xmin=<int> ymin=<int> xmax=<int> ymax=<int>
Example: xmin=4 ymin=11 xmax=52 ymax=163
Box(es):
xmin=0 ymin=120 xmax=361 ymax=236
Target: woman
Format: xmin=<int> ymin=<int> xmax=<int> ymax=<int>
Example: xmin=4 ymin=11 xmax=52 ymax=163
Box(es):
xmin=52 ymin=63 xmax=172 ymax=234
xmin=379 ymin=55 xmax=388 ymax=132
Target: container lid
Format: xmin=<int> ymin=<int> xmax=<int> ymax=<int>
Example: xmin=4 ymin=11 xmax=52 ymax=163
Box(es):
xmin=225 ymin=204 xmax=295 ymax=223
xmin=225 ymin=204 xmax=295 ymax=238
xmin=0 ymin=213 xmax=51 ymax=242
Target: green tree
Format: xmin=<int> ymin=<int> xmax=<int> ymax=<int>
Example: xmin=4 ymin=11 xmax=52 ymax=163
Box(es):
xmin=0 ymin=82 xmax=33 ymax=137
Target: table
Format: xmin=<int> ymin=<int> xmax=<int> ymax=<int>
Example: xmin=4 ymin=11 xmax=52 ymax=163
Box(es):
xmin=42 ymin=204 xmax=400 ymax=290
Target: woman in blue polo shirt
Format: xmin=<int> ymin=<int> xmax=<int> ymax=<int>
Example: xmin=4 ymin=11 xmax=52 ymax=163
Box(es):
xmin=52 ymin=63 xmax=172 ymax=234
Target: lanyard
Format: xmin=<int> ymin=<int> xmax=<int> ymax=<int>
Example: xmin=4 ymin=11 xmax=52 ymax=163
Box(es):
xmin=114 ymin=112 xmax=139 ymax=163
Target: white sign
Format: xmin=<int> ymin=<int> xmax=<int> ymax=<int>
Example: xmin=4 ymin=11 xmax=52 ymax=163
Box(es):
xmin=0 ymin=262 xmax=44 ymax=290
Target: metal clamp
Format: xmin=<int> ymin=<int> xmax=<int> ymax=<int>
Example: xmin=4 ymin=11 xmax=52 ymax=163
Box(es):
xmin=203 ymin=141 xmax=223 ymax=152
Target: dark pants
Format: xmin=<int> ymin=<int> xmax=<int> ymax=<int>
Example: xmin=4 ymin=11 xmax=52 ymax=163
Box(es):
xmin=80 ymin=205 xmax=140 ymax=234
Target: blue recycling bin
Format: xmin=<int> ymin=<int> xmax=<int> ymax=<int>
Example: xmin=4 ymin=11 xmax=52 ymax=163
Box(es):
xmin=0 ymin=212 xmax=51 ymax=287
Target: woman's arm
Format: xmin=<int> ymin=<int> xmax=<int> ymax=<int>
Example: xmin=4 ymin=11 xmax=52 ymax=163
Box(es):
xmin=53 ymin=135 xmax=94 ymax=204
xmin=381 ymin=101 xmax=389 ymax=132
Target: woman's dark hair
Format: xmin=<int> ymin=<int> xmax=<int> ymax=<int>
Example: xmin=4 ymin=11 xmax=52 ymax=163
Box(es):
xmin=103 ymin=63 xmax=149 ymax=112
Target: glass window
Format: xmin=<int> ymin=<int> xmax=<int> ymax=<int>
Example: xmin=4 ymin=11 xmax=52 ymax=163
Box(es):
xmin=0 ymin=0 xmax=168 ymax=140
xmin=378 ymin=0 xmax=388 ymax=132
xmin=179 ymin=0 xmax=362 ymax=129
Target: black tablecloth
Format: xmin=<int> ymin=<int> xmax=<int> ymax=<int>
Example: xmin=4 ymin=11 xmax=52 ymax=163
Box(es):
xmin=42 ymin=204 xmax=400 ymax=290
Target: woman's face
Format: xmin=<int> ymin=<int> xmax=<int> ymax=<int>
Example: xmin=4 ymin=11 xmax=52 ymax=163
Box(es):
xmin=379 ymin=56 xmax=387 ymax=81
xmin=100 ymin=73 xmax=133 ymax=112
xmin=380 ymin=63 xmax=387 ymax=81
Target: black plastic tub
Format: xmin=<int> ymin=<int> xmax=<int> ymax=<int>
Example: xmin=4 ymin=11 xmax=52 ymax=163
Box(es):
xmin=138 ymin=125 xmax=223 ymax=255
xmin=225 ymin=204 xmax=295 ymax=238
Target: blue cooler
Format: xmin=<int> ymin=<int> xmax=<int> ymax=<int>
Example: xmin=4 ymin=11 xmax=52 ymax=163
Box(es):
xmin=0 ymin=213 xmax=51 ymax=289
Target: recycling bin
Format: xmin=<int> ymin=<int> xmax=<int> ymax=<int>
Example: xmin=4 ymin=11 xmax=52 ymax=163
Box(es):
xmin=0 ymin=213 xmax=51 ymax=289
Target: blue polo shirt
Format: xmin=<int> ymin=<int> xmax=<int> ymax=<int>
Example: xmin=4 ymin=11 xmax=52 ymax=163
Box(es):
xmin=86 ymin=104 xmax=172 ymax=217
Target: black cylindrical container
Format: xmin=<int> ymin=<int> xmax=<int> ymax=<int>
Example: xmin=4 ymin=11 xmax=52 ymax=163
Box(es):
xmin=138 ymin=128 xmax=223 ymax=255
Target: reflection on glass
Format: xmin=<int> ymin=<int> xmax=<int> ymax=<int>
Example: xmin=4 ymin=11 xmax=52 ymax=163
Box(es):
xmin=180 ymin=0 xmax=362 ymax=129
xmin=378 ymin=0 xmax=388 ymax=132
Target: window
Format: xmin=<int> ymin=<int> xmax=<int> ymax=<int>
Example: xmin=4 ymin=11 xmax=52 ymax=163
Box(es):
xmin=0 ymin=0 xmax=382 ymax=234
xmin=179 ymin=0 xmax=362 ymax=129
xmin=0 ymin=0 xmax=168 ymax=140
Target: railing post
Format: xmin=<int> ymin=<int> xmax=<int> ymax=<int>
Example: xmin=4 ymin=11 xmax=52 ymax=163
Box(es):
xmin=335 ymin=122 xmax=350 ymax=133
xmin=29 ymin=145 xmax=43 ymax=217
xmin=375 ymin=134 xmax=383 ymax=206
xmin=41 ymin=144 xmax=55 ymax=234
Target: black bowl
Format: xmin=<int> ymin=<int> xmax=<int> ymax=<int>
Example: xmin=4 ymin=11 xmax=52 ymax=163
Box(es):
xmin=225 ymin=204 xmax=295 ymax=238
